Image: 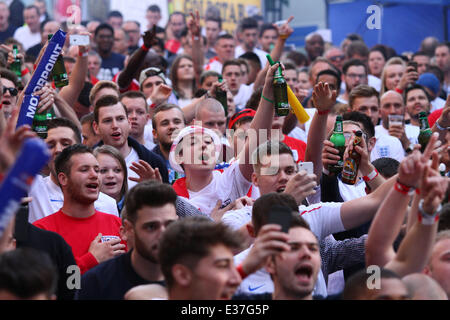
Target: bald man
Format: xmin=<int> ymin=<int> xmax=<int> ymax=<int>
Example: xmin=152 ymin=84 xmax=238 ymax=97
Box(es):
xmin=402 ymin=273 xmax=448 ymax=300
xmin=194 ymin=98 xmax=227 ymax=139
xmin=375 ymin=90 xmax=420 ymax=152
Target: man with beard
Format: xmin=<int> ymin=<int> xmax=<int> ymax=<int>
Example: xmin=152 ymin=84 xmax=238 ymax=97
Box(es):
xmin=152 ymin=103 xmax=186 ymax=183
xmin=33 ymin=145 xmax=126 ymax=274
xmin=28 ymin=118 xmax=119 ymax=223
xmin=405 ymin=84 xmax=432 ymax=127
xmin=76 ymin=180 xmax=178 ymax=300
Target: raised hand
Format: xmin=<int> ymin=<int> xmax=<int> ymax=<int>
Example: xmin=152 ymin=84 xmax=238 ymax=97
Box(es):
xmin=436 ymin=94 xmax=450 ymax=128
xmin=262 ymin=62 xmax=284 ymax=102
xmin=187 ymin=11 xmax=201 ymax=38
xmin=420 ymin=164 xmax=448 ymax=215
xmin=241 ymin=224 xmax=290 ymax=275
xmin=34 ymin=84 xmax=55 ymax=114
xmin=142 ymin=25 xmax=159 ymax=49
xmin=312 ymin=81 xmax=337 ymax=113
xmin=283 ymin=170 xmax=317 ymax=205
xmin=273 ymin=16 xmax=294 ymax=40
xmin=129 ymin=160 xmax=162 ymax=183
xmin=397 ymin=132 xmax=440 ymax=188
xmin=397 ymin=65 xmax=419 ymax=91
xmin=150 ymin=83 xmax=172 ymax=106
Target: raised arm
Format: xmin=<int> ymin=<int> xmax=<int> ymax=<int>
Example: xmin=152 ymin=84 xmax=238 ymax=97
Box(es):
xmin=186 ymin=11 xmax=204 ymax=88
xmin=304 ymin=82 xmax=336 ymax=183
xmin=238 ymin=63 xmax=278 ymax=181
xmin=253 ymin=17 xmax=294 ymax=91
xmin=341 ymin=133 xmax=441 ymax=231
xmin=384 ymin=154 xmax=448 ymax=277
xmin=365 ymin=150 xmax=423 ymax=268
xmin=59 ymin=43 xmax=89 ymax=107
xmin=117 ymin=27 xmax=158 ymax=90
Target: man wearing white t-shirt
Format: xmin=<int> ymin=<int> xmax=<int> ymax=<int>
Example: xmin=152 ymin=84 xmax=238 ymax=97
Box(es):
xmin=349 ymin=85 xmax=404 ymax=162
xmin=13 ymin=5 xmax=41 ymax=50
xmin=375 ymin=90 xmax=420 ymax=152
xmin=169 ymin=64 xmax=280 ymax=215
xmin=234 ymin=17 xmax=267 ymax=69
xmin=222 ymin=138 xmax=396 ymax=297
xmin=204 ymin=34 xmax=235 ymax=74
xmin=28 ymin=119 xmax=118 ymax=223
xmin=222 ymin=59 xmax=254 ymax=111
xmin=92 ymin=95 xmax=169 ymax=190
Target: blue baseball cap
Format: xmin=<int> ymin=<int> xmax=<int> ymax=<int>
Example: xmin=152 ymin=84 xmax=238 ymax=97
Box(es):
xmin=416 ymin=73 xmax=440 ymax=96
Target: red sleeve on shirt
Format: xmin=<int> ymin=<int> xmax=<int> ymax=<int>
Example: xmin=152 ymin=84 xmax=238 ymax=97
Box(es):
xmin=428 ymin=108 xmax=444 ymax=128
xmin=76 ymin=252 xmax=99 ymax=274
xmin=282 ymin=135 xmax=307 ymax=162
xmin=113 ymin=72 xmax=140 ymax=93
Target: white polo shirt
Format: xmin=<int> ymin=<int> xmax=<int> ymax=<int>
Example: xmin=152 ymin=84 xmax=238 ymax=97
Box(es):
xmin=226 ymin=202 xmax=344 ymax=297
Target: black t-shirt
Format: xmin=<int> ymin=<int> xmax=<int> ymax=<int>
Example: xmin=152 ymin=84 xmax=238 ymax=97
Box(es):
xmin=15 ymin=208 xmax=77 ymax=300
xmin=75 ymin=250 xmax=165 ymax=300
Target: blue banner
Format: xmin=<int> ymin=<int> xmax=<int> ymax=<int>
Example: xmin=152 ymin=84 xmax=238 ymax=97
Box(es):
xmin=16 ymin=29 xmax=66 ymax=129
xmin=0 ymin=138 xmax=50 ymax=236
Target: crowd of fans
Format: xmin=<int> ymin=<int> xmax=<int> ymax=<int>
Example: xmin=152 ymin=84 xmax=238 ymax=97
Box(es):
xmin=0 ymin=1 xmax=449 ymax=301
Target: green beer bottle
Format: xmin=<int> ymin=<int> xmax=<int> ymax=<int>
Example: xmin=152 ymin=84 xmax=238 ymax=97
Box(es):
xmin=48 ymin=34 xmax=69 ymax=87
xmin=32 ymin=107 xmax=55 ymax=139
xmin=215 ymin=75 xmax=228 ymax=116
xmin=10 ymin=44 xmax=22 ymax=83
xmin=273 ymin=62 xmax=290 ymax=116
xmin=329 ymin=115 xmax=346 ymax=174
xmin=418 ymin=111 xmax=432 ymax=153
xmin=341 ymin=131 xmax=363 ymax=185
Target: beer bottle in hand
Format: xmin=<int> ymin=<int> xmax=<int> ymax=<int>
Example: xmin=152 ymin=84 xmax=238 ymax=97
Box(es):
xmin=418 ymin=111 xmax=432 ymax=153
xmin=10 ymin=44 xmax=22 ymax=83
xmin=32 ymin=107 xmax=55 ymax=139
xmin=215 ymin=75 xmax=228 ymax=116
xmin=273 ymin=62 xmax=290 ymax=116
xmin=48 ymin=34 xmax=69 ymax=87
xmin=341 ymin=131 xmax=363 ymax=185
xmin=329 ymin=115 xmax=346 ymax=174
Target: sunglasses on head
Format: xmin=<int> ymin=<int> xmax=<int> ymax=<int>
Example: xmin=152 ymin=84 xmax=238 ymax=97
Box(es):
xmin=3 ymin=87 xmax=18 ymax=96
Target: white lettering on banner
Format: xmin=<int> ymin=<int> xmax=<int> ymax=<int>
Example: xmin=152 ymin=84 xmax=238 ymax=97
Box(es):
xmin=25 ymin=96 xmax=39 ymax=119
xmin=32 ymin=43 xmax=63 ymax=94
